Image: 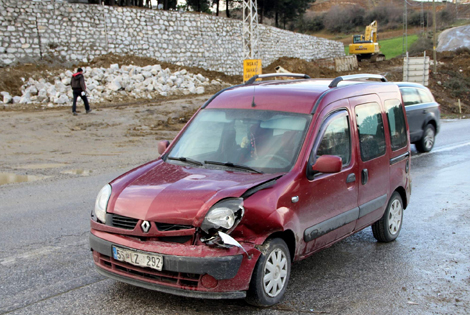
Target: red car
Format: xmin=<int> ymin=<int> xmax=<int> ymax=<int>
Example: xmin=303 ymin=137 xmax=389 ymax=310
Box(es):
xmin=90 ymin=73 xmax=411 ymax=306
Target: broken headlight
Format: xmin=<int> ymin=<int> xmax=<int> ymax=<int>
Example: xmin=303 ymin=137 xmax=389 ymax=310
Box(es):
xmin=201 ymin=198 xmax=244 ymax=234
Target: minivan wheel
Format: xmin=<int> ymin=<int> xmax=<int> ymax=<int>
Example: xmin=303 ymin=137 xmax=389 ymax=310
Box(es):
xmin=416 ymin=124 xmax=435 ymax=153
xmin=372 ymin=192 xmax=404 ymax=242
xmin=245 ymin=238 xmax=291 ymax=307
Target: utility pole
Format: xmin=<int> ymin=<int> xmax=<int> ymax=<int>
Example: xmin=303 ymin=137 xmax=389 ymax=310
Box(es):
xmin=403 ymin=0 xmax=408 ymax=54
xmin=242 ymin=0 xmax=259 ymax=60
xmin=433 ymin=0 xmax=437 ymax=73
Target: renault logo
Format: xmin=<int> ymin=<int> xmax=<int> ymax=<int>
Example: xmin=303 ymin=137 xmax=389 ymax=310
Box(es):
xmin=141 ymin=220 xmax=151 ymax=233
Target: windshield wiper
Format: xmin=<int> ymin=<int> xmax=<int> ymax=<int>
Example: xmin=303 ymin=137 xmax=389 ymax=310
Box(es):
xmin=168 ymin=156 xmax=203 ymax=166
xmin=204 ymin=160 xmax=263 ymax=174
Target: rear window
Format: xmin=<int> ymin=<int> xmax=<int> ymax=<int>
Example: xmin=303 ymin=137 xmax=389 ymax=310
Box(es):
xmin=400 ymin=88 xmax=421 ymax=106
xmin=417 ymin=88 xmax=433 ymax=103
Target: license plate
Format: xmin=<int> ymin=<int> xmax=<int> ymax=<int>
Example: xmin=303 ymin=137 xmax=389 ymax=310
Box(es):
xmin=112 ymin=246 xmax=163 ymax=271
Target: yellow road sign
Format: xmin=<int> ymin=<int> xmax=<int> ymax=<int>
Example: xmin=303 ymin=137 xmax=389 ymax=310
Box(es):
xmin=243 ymin=59 xmax=262 ymax=82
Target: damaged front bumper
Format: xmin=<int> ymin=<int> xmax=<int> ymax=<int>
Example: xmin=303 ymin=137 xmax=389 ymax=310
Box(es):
xmin=89 ymin=230 xmax=261 ymax=299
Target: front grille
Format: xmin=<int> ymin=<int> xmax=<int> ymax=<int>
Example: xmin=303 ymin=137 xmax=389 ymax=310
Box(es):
xmin=110 ymin=214 xmax=139 ymax=230
xmin=96 ymin=252 xmax=200 ymax=289
xmin=156 ymin=222 xmax=193 ymax=231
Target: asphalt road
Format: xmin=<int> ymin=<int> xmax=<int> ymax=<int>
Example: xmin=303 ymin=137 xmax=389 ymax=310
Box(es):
xmin=1 ymin=119 xmax=470 ymax=314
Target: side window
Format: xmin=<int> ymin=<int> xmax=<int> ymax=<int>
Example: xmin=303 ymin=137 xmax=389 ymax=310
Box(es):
xmin=417 ymin=88 xmax=432 ymax=103
xmin=316 ymin=114 xmax=351 ymax=166
xmin=400 ymin=88 xmax=421 ymax=106
xmin=385 ymin=99 xmax=408 ymax=150
xmin=355 ymin=103 xmax=386 ymax=161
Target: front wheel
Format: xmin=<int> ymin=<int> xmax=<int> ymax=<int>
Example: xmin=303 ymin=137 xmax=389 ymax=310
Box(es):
xmin=245 ymin=238 xmax=291 ymax=307
xmin=372 ymin=192 xmax=404 ymax=242
xmin=416 ymin=124 xmax=435 ymax=153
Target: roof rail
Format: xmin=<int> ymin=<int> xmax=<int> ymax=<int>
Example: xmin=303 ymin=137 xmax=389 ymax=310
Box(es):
xmin=328 ymin=74 xmax=387 ymax=88
xmin=245 ymin=73 xmax=310 ymax=85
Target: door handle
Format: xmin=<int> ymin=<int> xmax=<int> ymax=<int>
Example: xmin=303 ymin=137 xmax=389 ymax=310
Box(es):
xmin=346 ymin=173 xmax=356 ymax=183
xmin=361 ymin=169 xmax=368 ymax=185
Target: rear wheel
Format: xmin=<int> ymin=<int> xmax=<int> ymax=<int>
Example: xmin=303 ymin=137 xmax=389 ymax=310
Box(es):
xmin=415 ymin=124 xmax=435 ymax=153
xmin=245 ymin=238 xmax=291 ymax=307
xmin=372 ymin=192 xmax=404 ymax=242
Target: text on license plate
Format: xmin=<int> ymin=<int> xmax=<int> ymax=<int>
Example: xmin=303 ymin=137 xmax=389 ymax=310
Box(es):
xmin=112 ymin=246 xmax=163 ymax=271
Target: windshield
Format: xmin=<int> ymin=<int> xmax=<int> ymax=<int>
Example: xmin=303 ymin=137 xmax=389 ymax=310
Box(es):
xmin=167 ymin=109 xmax=311 ymax=173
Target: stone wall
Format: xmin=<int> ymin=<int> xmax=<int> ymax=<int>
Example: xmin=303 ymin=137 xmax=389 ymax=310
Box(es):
xmin=0 ymin=0 xmax=345 ymax=75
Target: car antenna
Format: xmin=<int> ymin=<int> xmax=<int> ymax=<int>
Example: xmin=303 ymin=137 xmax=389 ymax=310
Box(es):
xmin=251 ymin=86 xmax=256 ymax=107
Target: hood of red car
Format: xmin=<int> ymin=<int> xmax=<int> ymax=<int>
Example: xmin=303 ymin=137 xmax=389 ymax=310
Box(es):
xmin=109 ymin=161 xmax=281 ymax=226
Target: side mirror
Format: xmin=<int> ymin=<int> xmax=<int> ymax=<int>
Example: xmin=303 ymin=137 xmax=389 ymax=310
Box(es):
xmin=312 ymin=155 xmax=342 ymax=173
xmin=157 ymin=140 xmax=170 ymax=155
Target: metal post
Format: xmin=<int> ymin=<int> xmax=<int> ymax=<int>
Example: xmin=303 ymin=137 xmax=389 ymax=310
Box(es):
xmin=423 ymin=51 xmax=426 ymax=85
xmin=406 ymin=51 xmax=409 ymax=82
xmin=242 ymin=0 xmax=259 ymax=60
xmin=402 ymin=0 xmax=406 ymax=54
xmin=433 ymin=0 xmax=437 ymax=73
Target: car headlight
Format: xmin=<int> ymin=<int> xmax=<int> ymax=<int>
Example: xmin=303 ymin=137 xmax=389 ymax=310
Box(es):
xmin=94 ymin=184 xmax=111 ymax=223
xmin=201 ymin=198 xmax=244 ymax=234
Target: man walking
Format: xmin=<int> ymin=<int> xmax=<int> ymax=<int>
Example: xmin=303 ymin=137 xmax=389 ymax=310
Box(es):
xmin=70 ymin=68 xmax=91 ymax=116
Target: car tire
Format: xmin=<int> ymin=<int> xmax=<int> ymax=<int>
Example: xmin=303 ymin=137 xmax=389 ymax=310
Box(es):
xmin=372 ymin=192 xmax=404 ymax=243
xmin=245 ymin=238 xmax=291 ymax=307
xmin=415 ymin=124 xmax=435 ymax=153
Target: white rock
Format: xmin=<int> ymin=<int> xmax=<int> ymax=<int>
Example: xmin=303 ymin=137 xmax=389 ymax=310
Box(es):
xmin=142 ymin=71 xmax=152 ymax=78
xmin=175 ymin=78 xmax=184 ymax=87
xmin=37 ymin=89 xmax=48 ymax=102
xmin=47 ymin=86 xmax=57 ymax=98
xmin=61 ymin=77 xmax=70 ymax=85
xmin=54 ymin=95 xmax=69 ymax=104
xmin=13 ymin=96 xmax=21 ymax=103
xmin=189 ymin=86 xmax=197 ymax=94
xmin=55 ymin=82 xmax=67 ymax=94
xmin=131 ymin=74 xmax=145 ymax=82
xmin=151 ymin=65 xmax=162 ymax=73
xmin=211 ymin=80 xmax=221 ymax=85
xmin=26 ymin=86 xmax=38 ymax=96
xmin=1 ymin=92 xmax=13 ymax=104
xmin=107 ymin=79 xmax=122 ymax=91
xmin=196 ymin=87 xmax=205 ymax=94
xmin=110 ymin=64 xmax=119 ymax=72
xmin=34 ymin=82 xmax=46 ymax=91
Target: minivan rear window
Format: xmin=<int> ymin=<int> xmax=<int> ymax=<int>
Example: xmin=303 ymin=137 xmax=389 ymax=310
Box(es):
xmin=385 ymin=99 xmax=407 ymax=151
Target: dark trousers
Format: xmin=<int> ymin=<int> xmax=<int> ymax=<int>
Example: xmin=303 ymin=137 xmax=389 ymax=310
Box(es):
xmin=72 ymin=90 xmax=90 ymax=113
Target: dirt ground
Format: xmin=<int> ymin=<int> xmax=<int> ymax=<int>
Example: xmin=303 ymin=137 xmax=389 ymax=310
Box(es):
xmin=0 ymin=95 xmax=210 ymax=183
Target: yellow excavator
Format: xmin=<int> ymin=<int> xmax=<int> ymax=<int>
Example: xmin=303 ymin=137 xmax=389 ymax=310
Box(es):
xmin=349 ymin=21 xmax=385 ymax=62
